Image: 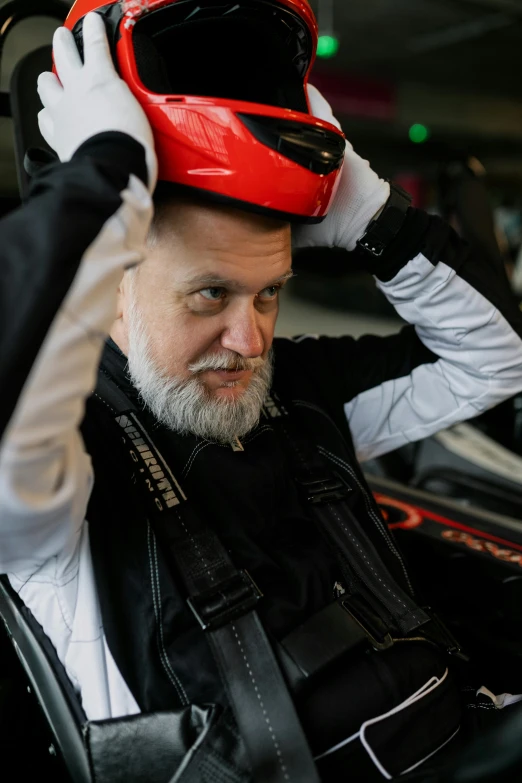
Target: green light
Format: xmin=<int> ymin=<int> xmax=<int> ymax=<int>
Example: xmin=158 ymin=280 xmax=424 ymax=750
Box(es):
xmin=317 ymin=35 xmax=339 ymax=59
xmin=409 ymin=124 xmax=430 ymax=144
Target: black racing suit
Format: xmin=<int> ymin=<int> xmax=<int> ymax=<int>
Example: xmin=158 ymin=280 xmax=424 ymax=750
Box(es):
xmin=2 ymin=134 xmax=522 ymax=780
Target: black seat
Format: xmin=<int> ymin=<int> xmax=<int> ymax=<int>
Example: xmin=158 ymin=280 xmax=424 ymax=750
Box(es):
xmin=0 ymin=576 xmax=91 ymax=782
xmin=414 ymin=468 xmax=522 ymax=521
xmin=10 ymin=44 xmax=55 ymax=201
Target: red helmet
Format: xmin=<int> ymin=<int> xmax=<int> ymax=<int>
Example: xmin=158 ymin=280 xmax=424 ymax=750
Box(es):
xmin=64 ymin=0 xmax=345 ymax=223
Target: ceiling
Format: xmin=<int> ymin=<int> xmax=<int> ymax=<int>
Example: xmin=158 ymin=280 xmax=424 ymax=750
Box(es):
xmin=308 ymin=0 xmax=522 ymax=178
xmin=2 ymin=0 xmax=522 ymax=197
xmin=310 ymin=0 xmax=522 ymax=99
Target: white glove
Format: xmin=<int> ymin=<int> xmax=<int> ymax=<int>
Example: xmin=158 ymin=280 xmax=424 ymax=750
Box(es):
xmin=294 ymin=84 xmax=390 ymax=251
xmin=37 ymin=12 xmax=157 ymax=191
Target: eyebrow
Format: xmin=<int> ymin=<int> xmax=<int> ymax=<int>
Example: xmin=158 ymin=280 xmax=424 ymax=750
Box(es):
xmin=180 ymin=269 xmax=294 ymax=293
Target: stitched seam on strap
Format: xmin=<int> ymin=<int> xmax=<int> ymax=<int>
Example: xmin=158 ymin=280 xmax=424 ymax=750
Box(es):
xmin=318 ymin=445 xmax=415 ymax=595
xmin=292 ymin=398 xmax=399 ymax=554
xmin=177 ymin=510 xmax=214 ymax=585
xmin=329 ymin=503 xmax=408 ymax=610
xmin=292 ymin=399 xmax=407 ymax=573
xmin=231 ymin=623 xmax=290 ymax=781
xmin=93 ymin=391 xmax=117 ymax=416
xmin=147 ymin=524 xmax=188 ymax=704
xmin=151 ymin=531 xmax=189 ymax=703
xmin=318 ymin=444 xmax=402 ymax=557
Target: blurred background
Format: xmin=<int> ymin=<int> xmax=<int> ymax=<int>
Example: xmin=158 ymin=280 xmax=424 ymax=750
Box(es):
xmin=1 ymin=0 xmax=522 ymax=338
xmin=283 ymin=0 xmax=522 ymax=338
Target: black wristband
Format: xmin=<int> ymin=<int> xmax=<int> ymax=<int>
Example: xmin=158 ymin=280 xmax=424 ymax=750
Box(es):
xmin=355 ymin=182 xmax=412 ymax=259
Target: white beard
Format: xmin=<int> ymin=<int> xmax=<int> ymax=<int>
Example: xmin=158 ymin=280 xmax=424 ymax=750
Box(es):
xmin=125 ymin=285 xmax=273 ymax=443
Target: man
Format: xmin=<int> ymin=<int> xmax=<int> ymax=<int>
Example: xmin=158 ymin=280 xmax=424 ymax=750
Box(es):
xmin=2 ymin=9 xmax=522 ymax=783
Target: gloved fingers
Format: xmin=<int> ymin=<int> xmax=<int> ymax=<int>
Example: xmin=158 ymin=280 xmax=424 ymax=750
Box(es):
xmin=307 ymin=83 xmax=342 ymax=131
xmin=37 ymin=71 xmax=63 ymax=109
xmin=52 ymin=26 xmax=83 ymax=87
xmin=83 ymin=12 xmax=116 ymax=75
xmin=37 ymin=109 xmax=55 ymax=148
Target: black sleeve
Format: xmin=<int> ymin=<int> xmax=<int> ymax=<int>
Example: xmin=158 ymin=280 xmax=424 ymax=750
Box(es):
xmin=0 ymin=132 xmax=147 ymax=443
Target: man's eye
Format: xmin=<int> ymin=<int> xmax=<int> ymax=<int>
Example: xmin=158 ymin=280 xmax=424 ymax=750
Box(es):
xmin=258 ymin=285 xmax=280 ymax=300
xmin=199 ymin=287 xmax=225 ymax=301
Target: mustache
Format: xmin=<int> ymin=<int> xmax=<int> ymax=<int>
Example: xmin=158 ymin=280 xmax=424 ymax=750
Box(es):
xmin=188 ymin=353 xmax=266 ymax=374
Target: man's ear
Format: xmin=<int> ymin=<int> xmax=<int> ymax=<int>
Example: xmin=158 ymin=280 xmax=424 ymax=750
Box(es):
xmin=110 ymin=273 xmax=130 ymax=354
xmin=115 ymin=275 xmax=125 ymax=320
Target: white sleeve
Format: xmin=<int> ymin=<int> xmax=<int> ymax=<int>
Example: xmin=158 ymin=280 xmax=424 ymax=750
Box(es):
xmin=342 ymin=214 xmax=522 ymax=462
xmin=0 ymin=174 xmax=152 ymax=574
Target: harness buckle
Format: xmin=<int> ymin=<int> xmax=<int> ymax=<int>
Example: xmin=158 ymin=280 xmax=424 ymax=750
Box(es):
xmin=297 ymin=472 xmax=351 ymax=504
xmin=340 ymin=595 xmax=394 ymax=652
xmin=188 ymin=570 xmax=263 ymax=631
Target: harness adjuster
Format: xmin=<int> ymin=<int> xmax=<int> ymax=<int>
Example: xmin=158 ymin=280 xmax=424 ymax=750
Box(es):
xmin=422 ymin=608 xmax=470 ymax=662
xmin=340 ymin=594 xmax=394 ymax=652
xmin=187 ymin=570 xmax=263 ymax=631
xmin=297 ymin=472 xmax=351 ymax=504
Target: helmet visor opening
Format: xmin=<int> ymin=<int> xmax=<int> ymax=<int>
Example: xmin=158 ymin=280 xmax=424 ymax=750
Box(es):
xmin=132 ymin=0 xmax=312 ymax=113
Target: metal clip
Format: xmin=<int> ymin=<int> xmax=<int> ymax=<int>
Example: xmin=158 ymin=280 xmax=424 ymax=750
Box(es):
xmin=340 ymin=595 xmax=394 ymax=652
xmin=423 ymin=608 xmax=470 ymax=662
xmin=187 ymin=570 xmax=263 ymax=631
xmin=297 ymin=472 xmax=351 ymax=505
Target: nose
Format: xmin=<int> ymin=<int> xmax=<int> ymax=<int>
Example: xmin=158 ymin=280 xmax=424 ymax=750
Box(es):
xmin=220 ymin=300 xmax=265 ymax=358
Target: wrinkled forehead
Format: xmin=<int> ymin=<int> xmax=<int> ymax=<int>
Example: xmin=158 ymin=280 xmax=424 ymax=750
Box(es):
xmin=144 ymin=197 xmax=293 ymax=292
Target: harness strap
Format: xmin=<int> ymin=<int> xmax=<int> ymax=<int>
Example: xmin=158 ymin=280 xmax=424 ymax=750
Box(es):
xmin=95 ymin=372 xmax=320 ymax=783
xmin=265 ymin=394 xmax=468 ymax=659
xmin=264 ymin=393 xmax=430 ymax=638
